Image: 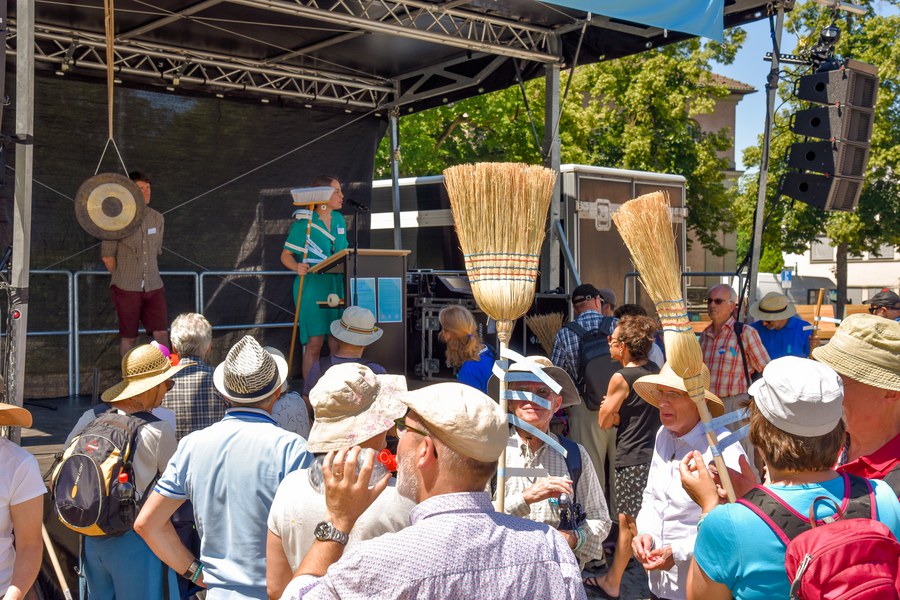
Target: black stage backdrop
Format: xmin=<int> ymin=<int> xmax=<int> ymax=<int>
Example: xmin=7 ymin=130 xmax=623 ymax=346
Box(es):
xmin=1 ymin=71 xmax=386 ymax=396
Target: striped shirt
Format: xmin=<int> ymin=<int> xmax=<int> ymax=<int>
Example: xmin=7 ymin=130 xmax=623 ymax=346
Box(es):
xmin=700 ymin=317 xmax=770 ymax=398
xmin=286 ymin=492 xmax=586 ymax=600
xmin=161 ymin=356 xmax=227 ymax=441
xmin=551 ymin=310 xmax=618 ymax=379
xmin=100 ymin=207 xmax=164 ymax=291
xmin=503 ymin=431 xmax=612 ymax=567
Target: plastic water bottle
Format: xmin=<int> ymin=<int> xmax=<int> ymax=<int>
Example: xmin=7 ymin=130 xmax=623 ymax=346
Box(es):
xmin=308 ymin=448 xmax=390 ymax=494
xmin=117 ymin=472 xmax=135 ymax=524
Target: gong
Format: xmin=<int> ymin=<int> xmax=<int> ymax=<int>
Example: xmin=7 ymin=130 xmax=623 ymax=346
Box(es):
xmin=74 ymin=173 xmax=146 ymax=240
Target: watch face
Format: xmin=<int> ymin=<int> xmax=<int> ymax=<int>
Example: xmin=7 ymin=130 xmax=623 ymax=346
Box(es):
xmin=314 ymin=521 xmax=332 ymax=540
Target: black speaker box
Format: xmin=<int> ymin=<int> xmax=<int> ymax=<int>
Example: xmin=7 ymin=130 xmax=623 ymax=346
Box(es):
xmin=781 ymin=172 xmax=864 ymax=212
xmin=786 ymin=140 xmax=870 ymax=178
xmin=790 ymin=105 xmax=874 ymax=143
xmin=796 ymin=60 xmax=879 ymax=109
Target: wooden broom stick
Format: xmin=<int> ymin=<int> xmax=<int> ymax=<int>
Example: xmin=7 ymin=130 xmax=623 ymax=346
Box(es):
xmin=287 ymin=208 xmax=315 ymax=377
xmin=810 ymin=288 xmax=825 ymax=357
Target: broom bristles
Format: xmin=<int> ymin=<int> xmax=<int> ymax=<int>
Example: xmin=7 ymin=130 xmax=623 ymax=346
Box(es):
xmin=526 ymin=312 xmax=564 ymax=356
xmin=444 ymin=162 xmax=557 ymax=323
xmin=612 ymin=191 xmax=704 ymax=385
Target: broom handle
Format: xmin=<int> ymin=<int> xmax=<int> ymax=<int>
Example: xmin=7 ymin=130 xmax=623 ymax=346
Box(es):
xmin=694 ymin=399 xmax=737 ymax=503
xmin=496 ymin=322 xmax=513 ymax=513
xmin=810 ymin=288 xmax=825 ymax=356
xmin=42 ymin=523 xmax=74 ymax=600
xmin=287 ymin=216 xmax=314 ymax=378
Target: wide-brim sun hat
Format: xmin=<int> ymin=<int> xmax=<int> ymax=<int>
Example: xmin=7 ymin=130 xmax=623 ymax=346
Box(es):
xmin=749 ymin=291 xmax=797 ymax=322
xmin=213 ymin=335 xmax=288 ymax=403
xmin=0 ymin=403 xmax=32 ymax=427
xmin=101 ymin=344 xmax=186 ymax=403
xmin=812 ymin=313 xmax=900 ymax=391
xmin=633 ymin=362 xmax=725 ymax=417
xmin=488 ymin=355 xmax=581 ymax=408
xmin=306 ymin=362 xmax=407 ymax=452
xmin=330 ymin=306 xmax=384 ymax=346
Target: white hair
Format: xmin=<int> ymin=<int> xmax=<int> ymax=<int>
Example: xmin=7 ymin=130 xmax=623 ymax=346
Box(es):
xmin=170 ymin=312 xmax=212 ymax=358
xmin=709 ymin=284 xmax=738 ymax=303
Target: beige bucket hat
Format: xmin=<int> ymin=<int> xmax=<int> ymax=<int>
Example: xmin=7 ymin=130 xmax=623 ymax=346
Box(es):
xmin=749 ymin=292 xmax=797 ymax=322
xmin=213 ymin=336 xmax=288 ymax=403
xmin=101 ymin=344 xmax=186 ymax=403
xmin=330 ymin=306 xmax=383 ymax=346
xmin=0 ymin=403 xmax=32 ymax=427
xmin=306 ymin=362 xmax=407 ymax=452
xmin=633 ymin=362 xmax=725 ymax=417
xmin=488 ymin=355 xmax=581 ymax=408
xmin=812 ymin=313 xmax=900 ymax=391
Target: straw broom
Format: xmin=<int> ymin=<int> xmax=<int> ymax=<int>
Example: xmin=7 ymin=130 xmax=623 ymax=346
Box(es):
xmin=526 ymin=312 xmax=565 ymax=357
xmin=444 ymin=162 xmax=556 ymax=511
xmin=612 ymin=191 xmax=737 ymax=502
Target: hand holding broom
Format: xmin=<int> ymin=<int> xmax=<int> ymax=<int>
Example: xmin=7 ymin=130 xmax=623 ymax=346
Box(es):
xmin=613 ymin=191 xmax=737 ymax=502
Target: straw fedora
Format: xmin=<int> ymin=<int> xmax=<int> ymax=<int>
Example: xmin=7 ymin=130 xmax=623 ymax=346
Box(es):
xmin=101 ymin=344 xmax=186 ymax=403
xmin=0 ymin=403 xmax=32 ymax=427
xmin=633 ymin=362 xmax=725 ymax=417
xmin=488 ymin=355 xmax=581 ymax=408
xmin=213 ymin=336 xmax=288 ymax=403
xmin=749 ymin=292 xmax=797 ymax=322
xmin=306 ymin=362 xmax=407 ymax=452
xmin=330 ymin=306 xmax=383 ymax=347
xmin=812 ymin=313 xmax=900 ymax=391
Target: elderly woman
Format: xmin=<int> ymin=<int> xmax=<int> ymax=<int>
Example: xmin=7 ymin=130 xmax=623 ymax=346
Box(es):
xmin=681 ymin=356 xmax=900 ymax=600
xmin=630 ymin=363 xmax=747 ymax=600
xmin=438 ymin=305 xmax=494 ymax=393
xmin=0 ymin=405 xmax=44 ymax=600
xmin=590 ymin=315 xmax=660 ymax=598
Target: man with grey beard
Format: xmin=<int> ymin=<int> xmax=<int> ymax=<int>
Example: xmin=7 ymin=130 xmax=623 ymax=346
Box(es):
xmin=280 ymin=383 xmax=587 ymax=600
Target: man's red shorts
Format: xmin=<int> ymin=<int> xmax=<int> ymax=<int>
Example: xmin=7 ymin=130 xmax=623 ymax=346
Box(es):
xmin=111 ymin=285 xmax=168 ymax=338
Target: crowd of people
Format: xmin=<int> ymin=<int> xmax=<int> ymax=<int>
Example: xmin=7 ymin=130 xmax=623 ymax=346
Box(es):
xmin=2 ymin=183 xmax=899 ymax=600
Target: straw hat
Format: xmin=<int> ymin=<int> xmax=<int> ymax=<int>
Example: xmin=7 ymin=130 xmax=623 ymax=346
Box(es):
xmin=749 ymin=292 xmax=797 ymax=322
xmin=633 ymin=362 xmax=725 ymax=417
xmin=812 ymin=313 xmax=900 ymax=391
xmin=101 ymin=344 xmax=186 ymax=403
xmin=330 ymin=306 xmax=383 ymax=347
xmin=306 ymin=362 xmax=407 ymax=452
xmin=0 ymin=403 xmax=32 ymax=427
xmin=213 ymin=336 xmax=288 ymax=403
xmin=402 ymin=383 xmax=507 ymax=463
xmin=488 ymin=355 xmax=580 ymax=408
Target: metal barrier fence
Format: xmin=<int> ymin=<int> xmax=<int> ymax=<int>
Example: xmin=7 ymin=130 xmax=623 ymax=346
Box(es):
xmin=8 ymin=269 xmax=299 ymax=397
xmin=623 ymin=270 xmax=749 ymax=308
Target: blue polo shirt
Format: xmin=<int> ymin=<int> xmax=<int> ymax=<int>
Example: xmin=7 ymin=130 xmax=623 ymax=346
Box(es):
xmin=155 ymin=408 xmax=311 ymax=599
xmin=750 ymin=316 xmax=813 ymax=360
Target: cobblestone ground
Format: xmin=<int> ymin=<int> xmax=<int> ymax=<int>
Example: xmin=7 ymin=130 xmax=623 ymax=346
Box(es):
xmin=582 ymin=560 xmax=651 ymax=600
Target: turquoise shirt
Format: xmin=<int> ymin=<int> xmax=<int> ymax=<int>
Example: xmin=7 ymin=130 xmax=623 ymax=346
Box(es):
xmin=156 ymin=408 xmax=311 ymax=599
xmin=750 ymin=316 xmax=812 ymax=359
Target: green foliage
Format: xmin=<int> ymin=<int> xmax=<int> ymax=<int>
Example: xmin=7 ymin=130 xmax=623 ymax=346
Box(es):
xmin=375 ymin=30 xmax=747 ymax=256
xmin=735 ymin=1 xmax=900 ymax=265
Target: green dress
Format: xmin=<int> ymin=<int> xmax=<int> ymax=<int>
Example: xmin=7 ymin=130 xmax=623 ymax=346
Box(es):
xmin=283 ymin=209 xmax=349 ymax=344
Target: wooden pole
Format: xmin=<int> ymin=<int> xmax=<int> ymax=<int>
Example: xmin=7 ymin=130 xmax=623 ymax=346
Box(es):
xmin=42 ymin=524 xmax=73 ymax=600
xmin=287 ymin=210 xmax=315 ymax=378
xmin=685 ymin=373 xmax=737 ymax=502
xmin=810 ymin=288 xmax=825 ymax=357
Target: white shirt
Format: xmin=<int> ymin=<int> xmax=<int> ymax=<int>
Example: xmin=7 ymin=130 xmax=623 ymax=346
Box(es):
xmin=635 ymin=420 xmax=746 ymax=600
xmin=268 ymin=467 xmax=413 ymax=572
xmin=0 ymin=438 xmax=46 ymax=594
xmin=66 ymin=406 xmax=177 ymax=497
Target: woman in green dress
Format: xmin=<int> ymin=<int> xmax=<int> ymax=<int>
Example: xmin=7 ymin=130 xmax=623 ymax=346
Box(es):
xmin=280 ymin=176 xmax=349 ymax=378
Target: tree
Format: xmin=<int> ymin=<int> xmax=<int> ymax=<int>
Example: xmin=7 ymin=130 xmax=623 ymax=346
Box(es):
xmin=735 ymin=0 xmax=900 ymax=315
xmin=375 ymin=30 xmax=746 ymax=256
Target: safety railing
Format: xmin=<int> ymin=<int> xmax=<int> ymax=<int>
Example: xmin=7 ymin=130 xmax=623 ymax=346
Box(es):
xmin=623 ymin=270 xmax=749 ymax=308
xmin=198 ymin=271 xmax=297 ymax=331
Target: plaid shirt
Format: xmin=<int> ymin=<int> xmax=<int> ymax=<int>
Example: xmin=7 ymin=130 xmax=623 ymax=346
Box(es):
xmin=550 ymin=310 xmax=618 ymax=380
xmin=100 ymin=207 xmax=164 ymax=291
xmin=162 ymin=356 xmax=227 ymax=440
xmin=700 ymin=317 xmax=770 ymax=398
xmin=502 ymin=431 xmax=612 ymax=567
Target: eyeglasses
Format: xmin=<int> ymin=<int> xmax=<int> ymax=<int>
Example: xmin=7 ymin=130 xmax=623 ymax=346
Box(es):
xmin=394 ymin=417 xmax=429 ymax=438
xmin=607 ymin=336 xmax=622 ymax=345
xmin=706 ymin=298 xmax=729 ymax=305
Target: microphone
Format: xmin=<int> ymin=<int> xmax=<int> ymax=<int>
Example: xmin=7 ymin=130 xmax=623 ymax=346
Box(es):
xmin=346 ymin=198 xmax=369 ymax=213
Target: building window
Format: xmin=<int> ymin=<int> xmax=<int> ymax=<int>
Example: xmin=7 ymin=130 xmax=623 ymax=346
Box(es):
xmin=869 ymin=244 xmax=896 ymax=261
xmin=810 ymin=237 xmax=834 ymax=262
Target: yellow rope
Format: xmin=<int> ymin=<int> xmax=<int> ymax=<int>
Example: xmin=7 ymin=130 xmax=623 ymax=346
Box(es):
xmin=104 ymin=0 xmax=115 ymax=140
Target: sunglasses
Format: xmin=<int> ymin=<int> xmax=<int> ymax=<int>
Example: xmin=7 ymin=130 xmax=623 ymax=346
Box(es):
xmin=607 ymin=336 xmax=622 ymax=345
xmin=706 ymin=298 xmax=729 ymax=305
xmin=394 ymin=417 xmax=429 ymax=438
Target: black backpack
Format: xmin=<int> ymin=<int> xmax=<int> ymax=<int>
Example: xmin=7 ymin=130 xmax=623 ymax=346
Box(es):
xmin=52 ymin=405 xmax=160 ymax=537
xmin=566 ymin=317 xmax=617 ymax=411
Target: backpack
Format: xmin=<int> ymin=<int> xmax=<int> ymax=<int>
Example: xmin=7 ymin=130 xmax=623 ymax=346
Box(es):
xmin=737 ymin=473 xmax=900 ymax=600
xmin=566 ymin=317 xmax=617 ymax=411
xmin=557 ymin=435 xmax=582 ymax=494
xmin=52 ymin=405 xmax=161 ymax=537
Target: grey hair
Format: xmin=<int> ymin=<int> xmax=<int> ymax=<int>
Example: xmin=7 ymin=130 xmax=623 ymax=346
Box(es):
xmin=170 ymin=313 xmax=212 ymax=358
xmin=433 ymin=436 xmax=498 ymax=485
xmin=709 ymin=284 xmax=738 ymax=303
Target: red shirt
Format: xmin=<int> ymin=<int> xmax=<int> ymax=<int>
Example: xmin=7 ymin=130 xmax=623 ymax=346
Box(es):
xmin=836 ymin=431 xmax=900 ymax=497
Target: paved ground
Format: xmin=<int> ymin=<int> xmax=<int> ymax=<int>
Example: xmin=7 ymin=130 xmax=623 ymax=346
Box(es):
xmin=583 ymin=558 xmax=652 ymax=600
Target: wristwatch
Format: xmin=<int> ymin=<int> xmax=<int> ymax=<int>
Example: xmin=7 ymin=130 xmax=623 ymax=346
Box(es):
xmin=182 ymin=559 xmax=201 ymax=580
xmin=314 ymin=521 xmax=349 ymax=545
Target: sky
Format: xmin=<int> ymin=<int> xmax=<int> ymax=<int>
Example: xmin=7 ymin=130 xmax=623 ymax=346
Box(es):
xmin=712 ymin=1 xmax=897 ymax=171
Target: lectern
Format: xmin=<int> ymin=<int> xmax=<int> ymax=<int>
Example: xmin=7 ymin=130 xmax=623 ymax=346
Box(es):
xmin=311 ymin=249 xmax=411 ymax=375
